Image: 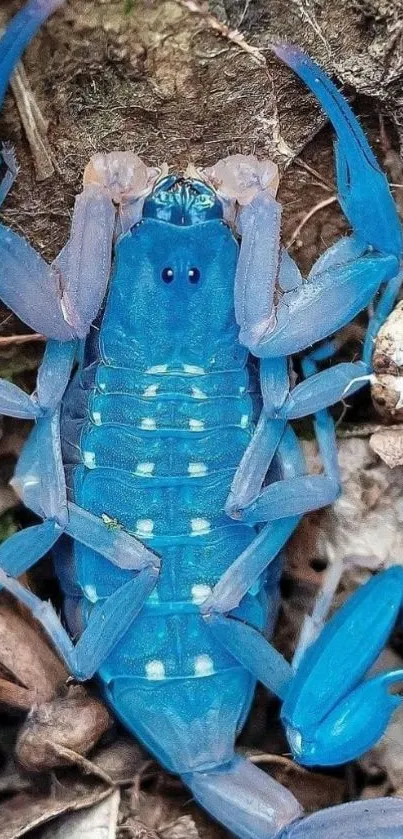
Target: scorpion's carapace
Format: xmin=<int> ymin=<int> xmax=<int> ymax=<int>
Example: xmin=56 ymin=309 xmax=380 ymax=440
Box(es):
xmin=0 ymin=3 xmax=402 ymax=838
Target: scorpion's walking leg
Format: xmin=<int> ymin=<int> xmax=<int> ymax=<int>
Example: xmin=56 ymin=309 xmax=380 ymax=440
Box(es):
xmin=276 ymin=797 xmax=403 ymax=839
xmin=226 ymin=357 xmax=343 ymax=521
xmin=0 ymin=565 xmax=158 ymax=681
xmin=204 ymin=426 xmax=306 ymax=689
xmin=183 ymin=754 xmax=302 ymax=839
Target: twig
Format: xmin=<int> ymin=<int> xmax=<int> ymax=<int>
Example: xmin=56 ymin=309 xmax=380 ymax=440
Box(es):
xmin=10 ymin=62 xmax=54 ymax=181
xmin=293 ymin=158 xmax=334 ymax=192
xmin=286 ymin=195 xmax=337 ymax=248
xmin=0 ymin=332 xmax=44 ymax=346
xmin=175 ymin=0 xmax=266 ymax=65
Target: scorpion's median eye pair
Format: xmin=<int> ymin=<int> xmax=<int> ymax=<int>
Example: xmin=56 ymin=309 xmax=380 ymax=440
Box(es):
xmin=188 ymin=268 xmax=200 ymax=284
xmin=161 ymin=268 xmax=201 ymax=284
xmin=161 ymin=268 xmax=174 ymax=284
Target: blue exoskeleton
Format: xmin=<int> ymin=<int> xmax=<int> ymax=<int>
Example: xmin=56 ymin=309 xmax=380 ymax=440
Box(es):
xmin=0 ymin=2 xmax=403 ymax=837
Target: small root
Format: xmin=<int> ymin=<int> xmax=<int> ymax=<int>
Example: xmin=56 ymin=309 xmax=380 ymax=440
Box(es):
xmin=286 ymin=195 xmax=338 ymax=248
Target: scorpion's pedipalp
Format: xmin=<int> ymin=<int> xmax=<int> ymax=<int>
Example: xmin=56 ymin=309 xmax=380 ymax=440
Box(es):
xmin=0 ymin=224 xmax=74 ymax=340
xmin=0 ymin=0 xmax=65 ymax=108
xmin=0 ymin=184 xmax=116 ymax=341
xmin=281 ymin=566 xmax=403 ymax=761
xmin=52 ymin=185 xmax=116 ymax=339
xmin=277 ymin=797 xmax=403 ymax=838
xmin=272 ymin=45 xmax=402 ymax=258
xmin=234 ymin=191 xmax=282 ymax=351
xmin=291 ymin=669 xmax=403 ymax=766
xmin=247 ymin=251 xmax=398 ymax=357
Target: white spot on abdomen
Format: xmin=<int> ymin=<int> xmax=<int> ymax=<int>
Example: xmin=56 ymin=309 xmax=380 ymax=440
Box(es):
xmin=135 ymin=462 xmax=155 ymax=476
xmin=194 ymin=654 xmax=214 ymax=676
xmin=83 ymin=451 xmax=96 ymax=469
xmin=190 ymin=518 xmax=211 ymax=534
xmin=188 ymin=462 xmax=207 ymax=476
xmin=140 ymin=417 xmax=157 ymax=430
xmin=183 ymin=364 xmax=205 ymax=374
xmin=136 ymin=518 xmax=154 ymax=536
xmin=191 ymin=386 xmax=207 ymax=399
xmin=146 ymin=364 xmax=168 ymax=373
xmin=191 ymin=583 xmax=212 ymax=604
xmin=189 ymin=419 xmax=205 ymax=431
xmin=84 ymin=584 xmax=98 ymax=603
xmin=92 ymin=411 xmax=102 ymax=426
xmin=143 ymin=384 xmax=159 ymax=397
xmin=145 ymin=659 xmax=166 ymax=680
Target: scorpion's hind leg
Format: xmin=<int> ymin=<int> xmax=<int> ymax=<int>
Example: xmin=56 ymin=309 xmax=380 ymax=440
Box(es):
xmin=276 ymin=797 xmax=403 ymax=838
xmin=183 ymin=755 xmax=302 ymax=839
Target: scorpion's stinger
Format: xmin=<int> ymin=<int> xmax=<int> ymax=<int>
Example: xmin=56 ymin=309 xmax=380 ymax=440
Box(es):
xmin=0 ymin=0 xmax=66 ymax=108
xmin=272 ymin=44 xmax=402 ymax=259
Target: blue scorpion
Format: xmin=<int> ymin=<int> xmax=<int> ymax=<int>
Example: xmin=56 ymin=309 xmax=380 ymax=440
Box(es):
xmin=0 ymin=2 xmax=403 ymax=837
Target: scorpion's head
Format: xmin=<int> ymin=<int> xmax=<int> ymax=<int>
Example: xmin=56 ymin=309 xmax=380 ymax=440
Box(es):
xmin=101 ymin=174 xmax=243 ymax=370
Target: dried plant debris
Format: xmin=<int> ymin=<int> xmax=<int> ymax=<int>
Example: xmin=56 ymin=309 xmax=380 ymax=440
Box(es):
xmin=16 ymin=685 xmax=113 ymax=772
xmin=372 ymin=299 xmax=403 ymax=423
xmin=39 ymin=789 xmax=121 ymax=839
xmin=0 ymin=780 xmax=112 ymax=839
xmin=0 ymin=596 xmax=67 ymax=710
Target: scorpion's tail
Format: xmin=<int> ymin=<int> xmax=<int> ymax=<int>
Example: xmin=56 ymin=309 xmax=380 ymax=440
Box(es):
xmin=182 ymin=754 xmax=302 ymax=839
xmin=0 ymin=0 xmax=66 ymax=108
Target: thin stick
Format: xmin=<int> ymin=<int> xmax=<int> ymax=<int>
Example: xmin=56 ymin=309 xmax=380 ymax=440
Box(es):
xmin=286 ymin=195 xmax=337 ymax=248
xmin=10 ymin=63 xmax=54 ymax=181
xmin=0 ymin=332 xmax=44 ymax=346
xmin=175 ymin=0 xmax=266 ymax=65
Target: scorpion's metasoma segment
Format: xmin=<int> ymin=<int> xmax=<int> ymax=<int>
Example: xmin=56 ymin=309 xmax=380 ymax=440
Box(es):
xmin=0 ymin=2 xmax=403 ymax=837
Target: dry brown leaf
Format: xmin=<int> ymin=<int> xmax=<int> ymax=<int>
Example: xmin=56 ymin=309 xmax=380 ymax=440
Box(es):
xmin=16 ymin=685 xmax=113 ymax=772
xmin=370 ymin=427 xmax=403 ymax=467
xmin=40 ymin=789 xmax=120 ymax=839
xmin=0 ymin=596 xmax=67 ymax=708
xmin=0 ymin=781 xmax=111 ymax=839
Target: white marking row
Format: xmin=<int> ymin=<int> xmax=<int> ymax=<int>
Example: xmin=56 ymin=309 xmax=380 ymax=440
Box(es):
xmin=145 ymin=654 xmax=214 ymax=680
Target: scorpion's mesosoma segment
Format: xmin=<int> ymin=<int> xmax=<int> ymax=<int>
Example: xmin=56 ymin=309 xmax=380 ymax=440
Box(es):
xmin=61 ymin=176 xmax=274 ymax=773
